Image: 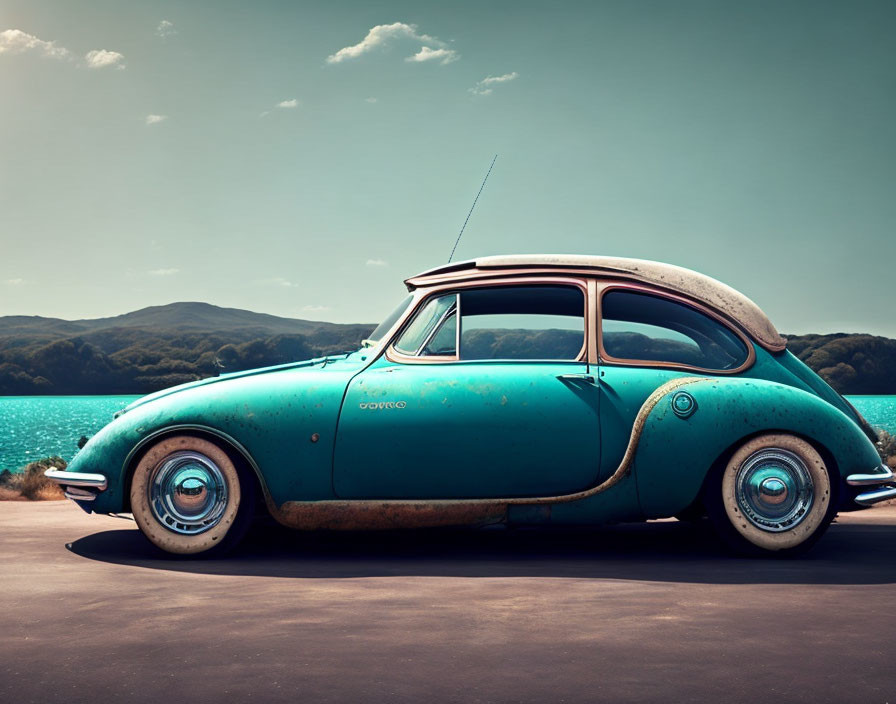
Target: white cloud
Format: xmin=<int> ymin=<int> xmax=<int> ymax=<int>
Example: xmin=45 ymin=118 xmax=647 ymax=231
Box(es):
xmin=301 ymin=304 xmax=331 ymax=313
xmin=0 ymin=29 xmax=70 ymax=59
xmin=406 ymin=46 xmax=458 ymax=65
xmin=327 ymin=22 xmax=458 ymax=65
xmin=148 ymin=268 xmax=179 ymax=276
xmin=277 ymin=98 xmax=298 ymax=108
xmin=261 ymin=277 xmax=296 ymax=288
xmin=365 ymin=97 xmax=378 ymax=103
xmin=85 ymin=48 xmax=125 ymax=69
xmin=145 ymin=114 xmax=167 ymax=125
xmin=5 ymin=278 xmax=24 ymax=285
xmin=156 ymin=20 xmax=176 ymax=39
xmin=365 ymin=259 xmax=388 ymax=267
xmin=470 ymin=71 xmax=518 ymax=96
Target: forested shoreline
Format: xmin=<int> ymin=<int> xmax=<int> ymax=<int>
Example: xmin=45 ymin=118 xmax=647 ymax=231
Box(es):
xmin=1 ymin=303 xmax=894 ymax=396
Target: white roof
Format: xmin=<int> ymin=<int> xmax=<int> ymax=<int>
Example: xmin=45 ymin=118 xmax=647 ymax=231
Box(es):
xmin=406 ymin=254 xmax=786 ymax=351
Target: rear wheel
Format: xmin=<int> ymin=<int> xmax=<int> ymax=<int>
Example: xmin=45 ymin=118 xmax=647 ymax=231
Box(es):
xmin=705 ymin=433 xmax=835 ymax=556
xmin=129 ymin=435 xmax=255 ymax=556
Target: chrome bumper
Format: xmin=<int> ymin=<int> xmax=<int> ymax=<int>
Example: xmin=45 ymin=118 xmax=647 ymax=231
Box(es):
xmin=44 ymin=469 xmax=107 ymax=502
xmin=847 ymin=465 xmax=896 ymax=507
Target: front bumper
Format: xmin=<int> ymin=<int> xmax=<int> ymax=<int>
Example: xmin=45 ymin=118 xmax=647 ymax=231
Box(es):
xmin=847 ymin=465 xmax=896 ymax=507
xmin=44 ymin=469 xmax=107 ymax=503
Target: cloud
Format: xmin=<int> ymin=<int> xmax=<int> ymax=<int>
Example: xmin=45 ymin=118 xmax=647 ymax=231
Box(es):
xmin=365 ymin=259 xmax=388 ymax=267
xmin=5 ymin=278 xmax=24 ymax=286
xmin=277 ymin=98 xmax=298 ymax=108
xmin=1 ymin=30 xmax=127 ymax=72
xmin=156 ymin=20 xmax=176 ymax=39
xmin=85 ymin=49 xmax=125 ymax=69
xmin=301 ymin=304 xmax=331 ymax=313
xmin=261 ymin=277 xmax=296 ymax=288
xmin=145 ymin=114 xmax=167 ymax=125
xmin=365 ymin=97 xmax=378 ymax=103
xmin=0 ymin=29 xmax=70 ymax=59
xmin=327 ymin=22 xmax=458 ymax=65
xmin=148 ymin=268 xmax=179 ymax=276
xmin=469 ymin=71 xmax=518 ymax=96
xmin=405 ymin=46 xmax=458 ymax=65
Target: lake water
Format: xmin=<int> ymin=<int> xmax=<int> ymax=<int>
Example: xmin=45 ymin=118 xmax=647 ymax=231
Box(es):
xmin=0 ymin=394 xmax=894 ymax=472
xmin=0 ymin=396 xmax=140 ymax=472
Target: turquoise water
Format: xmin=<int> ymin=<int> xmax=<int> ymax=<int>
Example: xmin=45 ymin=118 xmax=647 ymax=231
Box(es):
xmin=0 ymin=394 xmax=894 ymax=472
xmin=0 ymin=396 xmax=140 ymax=472
xmin=847 ymin=396 xmax=896 ymax=437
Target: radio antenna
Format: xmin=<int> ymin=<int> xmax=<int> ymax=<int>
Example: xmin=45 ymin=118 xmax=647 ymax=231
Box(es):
xmin=448 ymin=154 xmax=497 ymax=263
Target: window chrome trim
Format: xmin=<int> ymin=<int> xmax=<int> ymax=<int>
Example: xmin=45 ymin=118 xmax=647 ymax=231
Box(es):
xmin=596 ymin=281 xmax=756 ymax=375
xmin=415 ymin=295 xmax=458 ymax=356
xmin=384 ymin=276 xmax=589 ymax=365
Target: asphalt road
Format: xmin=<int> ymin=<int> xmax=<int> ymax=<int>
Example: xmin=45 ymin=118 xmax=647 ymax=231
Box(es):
xmin=1 ymin=501 xmax=895 ymax=704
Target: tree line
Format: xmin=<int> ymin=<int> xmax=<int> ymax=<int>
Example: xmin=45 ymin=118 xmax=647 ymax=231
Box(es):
xmin=0 ymin=327 xmax=894 ymax=396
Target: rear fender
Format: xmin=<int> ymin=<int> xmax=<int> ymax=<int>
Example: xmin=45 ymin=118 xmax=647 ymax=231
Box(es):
xmin=634 ymin=377 xmax=881 ymax=517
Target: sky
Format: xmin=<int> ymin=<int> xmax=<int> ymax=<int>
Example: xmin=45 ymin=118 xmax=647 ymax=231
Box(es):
xmin=1 ymin=0 xmax=894 ymax=336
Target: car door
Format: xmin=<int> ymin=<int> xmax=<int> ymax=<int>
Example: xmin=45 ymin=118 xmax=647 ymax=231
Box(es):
xmin=333 ymin=282 xmax=601 ymax=499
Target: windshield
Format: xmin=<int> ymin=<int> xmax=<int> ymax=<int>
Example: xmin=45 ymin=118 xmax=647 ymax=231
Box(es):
xmin=362 ymin=296 xmax=413 ymax=347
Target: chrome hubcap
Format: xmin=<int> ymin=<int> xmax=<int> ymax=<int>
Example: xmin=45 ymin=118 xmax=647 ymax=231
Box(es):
xmin=149 ymin=451 xmax=227 ymax=535
xmin=735 ymin=449 xmax=814 ymax=532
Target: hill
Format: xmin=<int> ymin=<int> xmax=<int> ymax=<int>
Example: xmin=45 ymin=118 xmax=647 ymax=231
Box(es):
xmin=0 ymin=303 xmax=894 ymax=395
xmin=0 ymin=303 xmax=375 ymax=395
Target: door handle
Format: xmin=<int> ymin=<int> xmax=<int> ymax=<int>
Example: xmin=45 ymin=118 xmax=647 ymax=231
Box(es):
xmin=557 ymin=373 xmax=596 ymax=385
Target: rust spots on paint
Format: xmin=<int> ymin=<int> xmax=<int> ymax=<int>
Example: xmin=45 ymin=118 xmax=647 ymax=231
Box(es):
xmin=267 ymin=497 xmax=507 ymax=531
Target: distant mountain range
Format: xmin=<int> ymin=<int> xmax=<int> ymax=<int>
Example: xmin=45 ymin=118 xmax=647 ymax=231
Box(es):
xmin=0 ymin=302 xmax=375 ymax=395
xmin=0 ymin=302 xmax=894 ymax=395
xmin=0 ymin=301 xmax=370 ymax=337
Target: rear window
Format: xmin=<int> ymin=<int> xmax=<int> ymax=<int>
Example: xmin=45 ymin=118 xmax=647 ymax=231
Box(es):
xmin=601 ymin=290 xmax=749 ymax=371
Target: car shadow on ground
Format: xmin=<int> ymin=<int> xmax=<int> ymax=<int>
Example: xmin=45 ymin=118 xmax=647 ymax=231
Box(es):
xmin=66 ymin=516 xmax=896 ymax=585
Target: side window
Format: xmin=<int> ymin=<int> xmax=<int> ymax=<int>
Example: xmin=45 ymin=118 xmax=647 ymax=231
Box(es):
xmin=459 ymin=286 xmax=584 ymax=360
xmin=600 ymin=290 xmax=749 ymax=370
xmin=393 ymin=294 xmax=457 ymax=356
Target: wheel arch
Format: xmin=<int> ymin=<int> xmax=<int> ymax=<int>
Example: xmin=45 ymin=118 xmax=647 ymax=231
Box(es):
xmin=120 ymin=424 xmax=271 ymax=513
xmin=690 ymin=429 xmax=843 ymax=515
xmin=634 ymin=375 xmax=872 ymax=519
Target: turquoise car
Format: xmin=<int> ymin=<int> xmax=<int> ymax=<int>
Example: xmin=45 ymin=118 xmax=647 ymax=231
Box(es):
xmin=47 ymin=255 xmax=894 ymax=556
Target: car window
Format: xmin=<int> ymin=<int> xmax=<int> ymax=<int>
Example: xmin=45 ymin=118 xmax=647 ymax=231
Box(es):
xmin=459 ymin=286 xmax=584 ymax=360
xmin=600 ymin=290 xmax=749 ymax=370
xmin=393 ymin=294 xmax=457 ymax=356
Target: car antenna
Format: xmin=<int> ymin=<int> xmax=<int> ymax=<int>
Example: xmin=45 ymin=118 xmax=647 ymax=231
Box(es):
xmin=448 ymin=154 xmax=497 ymax=263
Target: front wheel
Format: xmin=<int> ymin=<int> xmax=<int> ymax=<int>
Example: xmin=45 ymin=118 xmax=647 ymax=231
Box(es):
xmin=129 ymin=435 xmax=255 ymax=556
xmin=705 ymin=433 xmax=836 ymax=556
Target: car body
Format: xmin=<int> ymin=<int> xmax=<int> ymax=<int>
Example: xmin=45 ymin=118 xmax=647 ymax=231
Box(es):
xmin=47 ymin=255 xmax=895 ymax=555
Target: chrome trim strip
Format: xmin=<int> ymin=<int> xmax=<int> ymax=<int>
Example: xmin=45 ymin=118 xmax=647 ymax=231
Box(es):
xmin=847 ymin=465 xmax=894 ymax=486
xmin=44 ymin=469 xmax=108 ymax=491
xmin=64 ymin=486 xmax=99 ymax=501
xmin=414 ymin=296 xmax=458 ymax=356
xmin=855 ymin=486 xmax=896 ymax=507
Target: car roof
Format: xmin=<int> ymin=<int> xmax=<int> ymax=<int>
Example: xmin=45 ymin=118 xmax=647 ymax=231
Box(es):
xmin=405 ymin=254 xmax=786 ymax=352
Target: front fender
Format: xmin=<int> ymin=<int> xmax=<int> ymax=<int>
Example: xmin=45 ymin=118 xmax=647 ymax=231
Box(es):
xmin=634 ymin=377 xmax=882 ymax=518
xmin=66 ymin=363 xmax=358 ymax=513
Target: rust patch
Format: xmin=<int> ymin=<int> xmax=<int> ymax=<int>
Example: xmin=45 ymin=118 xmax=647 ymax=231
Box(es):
xmin=267 ymin=496 xmax=507 ymax=531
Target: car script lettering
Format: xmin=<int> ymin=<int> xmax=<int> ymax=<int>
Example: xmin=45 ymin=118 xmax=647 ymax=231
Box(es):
xmin=359 ymin=401 xmax=407 ymax=410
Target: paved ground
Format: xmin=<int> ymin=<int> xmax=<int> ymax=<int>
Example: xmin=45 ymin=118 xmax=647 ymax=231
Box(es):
xmin=1 ymin=501 xmax=895 ymax=704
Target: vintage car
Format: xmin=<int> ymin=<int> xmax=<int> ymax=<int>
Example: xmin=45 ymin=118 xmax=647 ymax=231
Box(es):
xmin=47 ymin=255 xmax=895 ymax=556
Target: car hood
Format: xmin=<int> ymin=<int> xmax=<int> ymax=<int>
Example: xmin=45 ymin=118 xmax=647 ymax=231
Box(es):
xmin=120 ymin=352 xmax=365 ymax=416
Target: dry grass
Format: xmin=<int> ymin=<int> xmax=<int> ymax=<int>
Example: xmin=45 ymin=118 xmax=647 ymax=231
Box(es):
xmin=879 ymin=431 xmax=896 ymax=469
xmin=0 ymin=457 xmax=67 ymax=501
